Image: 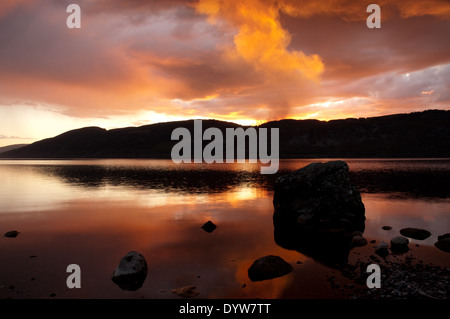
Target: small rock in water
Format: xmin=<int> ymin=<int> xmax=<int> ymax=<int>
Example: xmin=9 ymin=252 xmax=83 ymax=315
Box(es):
xmin=382 ymin=226 xmax=392 ymax=231
xmin=4 ymin=230 xmax=19 ymax=238
xmin=399 ymin=228 xmax=431 ymax=240
xmin=248 ymin=255 xmax=293 ymax=282
xmin=390 ymin=236 xmax=409 ymax=253
xmin=351 ymin=235 xmax=368 ymax=247
xmin=111 ymin=251 xmax=148 ymax=291
xmin=201 ymin=220 xmax=217 ymax=233
xmin=171 ymin=286 xmax=200 ymax=298
xmin=375 ymin=241 xmax=390 ymax=257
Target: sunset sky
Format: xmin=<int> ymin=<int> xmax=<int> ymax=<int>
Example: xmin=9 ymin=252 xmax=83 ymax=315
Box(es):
xmin=0 ymin=0 xmax=449 ymax=146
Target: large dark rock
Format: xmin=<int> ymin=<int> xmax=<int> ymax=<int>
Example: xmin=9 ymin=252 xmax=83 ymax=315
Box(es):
xmin=273 ymin=161 xmax=365 ymax=266
xmin=248 ymin=255 xmax=293 ymax=282
xmin=273 ymin=161 xmax=365 ymax=230
xmin=400 ymin=228 xmax=431 ymax=240
xmin=111 ymin=251 xmax=148 ymax=291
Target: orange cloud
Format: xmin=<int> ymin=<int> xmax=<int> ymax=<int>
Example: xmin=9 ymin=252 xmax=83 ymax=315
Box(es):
xmin=392 ymin=0 xmax=450 ymax=18
xmin=195 ymin=0 xmax=324 ymax=81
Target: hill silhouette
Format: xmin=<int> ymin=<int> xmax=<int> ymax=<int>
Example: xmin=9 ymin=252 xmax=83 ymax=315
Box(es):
xmin=0 ymin=144 xmax=29 ymax=154
xmin=1 ymin=110 xmax=449 ymax=159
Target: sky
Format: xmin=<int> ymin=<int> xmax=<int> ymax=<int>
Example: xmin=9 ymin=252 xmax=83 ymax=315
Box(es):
xmin=0 ymin=0 xmax=449 ymax=146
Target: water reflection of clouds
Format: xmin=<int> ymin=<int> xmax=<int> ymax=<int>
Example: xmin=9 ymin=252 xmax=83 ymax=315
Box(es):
xmin=363 ymin=193 xmax=450 ymax=246
xmin=1 ymin=158 xmax=449 ymax=215
xmin=0 ymin=159 xmax=449 ymax=298
xmin=0 ymin=163 xmax=269 ymax=213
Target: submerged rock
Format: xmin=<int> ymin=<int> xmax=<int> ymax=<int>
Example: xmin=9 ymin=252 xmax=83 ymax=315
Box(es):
xmin=171 ymin=286 xmax=200 ymax=298
xmin=111 ymin=251 xmax=148 ymax=291
xmin=351 ymin=235 xmax=368 ymax=247
xmin=375 ymin=241 xmax=390 ymax=257
xmin=3 ymin=230 xmax=19 ymax=238
xmin=248 ymin=255 xmax=293 ymax=282
xmin=435 ymin=233 xmax=450 ymax=253
xmin=400 ymin=228 xmax=431 ymax=240
xmin=201 ymin=220 xmax=217 ymax=233
xmin=273 ymin=161 xmax=365 ymax=265
xmin=390 ymin=236 xmax=409 ymax=253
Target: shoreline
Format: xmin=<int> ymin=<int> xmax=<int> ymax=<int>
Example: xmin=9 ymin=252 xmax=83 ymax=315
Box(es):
xmin=1 ymin=231 xmax=448 ymax=300
xmin=330 ymin=240 xmax=450 ymax=299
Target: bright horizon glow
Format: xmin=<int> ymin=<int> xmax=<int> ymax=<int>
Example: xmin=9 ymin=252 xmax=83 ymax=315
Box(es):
xmin=1 ymin=104 xmax=443 ymax=148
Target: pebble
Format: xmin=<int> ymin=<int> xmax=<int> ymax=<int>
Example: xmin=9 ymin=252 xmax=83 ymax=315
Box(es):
xmin=352 ymin=235 xmax=368 ymax=247
xmin=357 ymin=260 xmax=448 ymax=299
xmin=172 ymin=286 xmax=200 ymax=298
xmin=3 ymin=231 xmax=19 ymax=238
xmin=201 ymin=220 xmax=217 ymax=233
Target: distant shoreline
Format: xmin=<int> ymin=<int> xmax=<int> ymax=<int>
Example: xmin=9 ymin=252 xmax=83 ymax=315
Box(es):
xmin=1 ymin=110 xmax=449 ymax=159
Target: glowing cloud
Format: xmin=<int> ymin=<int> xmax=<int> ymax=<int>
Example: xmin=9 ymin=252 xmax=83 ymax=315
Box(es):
xmin=195 ymin=0 xmax=324 ymax=81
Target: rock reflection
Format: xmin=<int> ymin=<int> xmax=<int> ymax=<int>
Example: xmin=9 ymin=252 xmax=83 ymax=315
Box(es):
xmin=273 ymin=218 xmax=359 ymax=266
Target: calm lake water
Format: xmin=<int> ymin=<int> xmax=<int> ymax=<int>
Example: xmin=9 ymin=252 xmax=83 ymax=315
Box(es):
xmin=0 ymin=159 xmax=449 ymax=299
